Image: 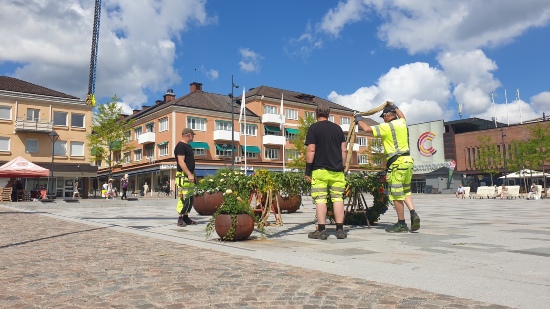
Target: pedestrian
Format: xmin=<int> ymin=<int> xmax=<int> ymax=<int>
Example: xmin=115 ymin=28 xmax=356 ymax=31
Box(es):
xmin=121 ymin=174 xmax=128 ymax=200
xmin=355 ymin=101 xmax=421 ymax=233
xmin=455 ymin=184 xmax=465 ymax=199
xmin=527 ymin=183 xmax=539 ymax=200
xmin=143 ymin=182 xmax=149 ymax=196
xmin=174 ymin=128 xmax=197 ymax=227
xmin=102 ymin=181 xmax=109 ymax=198
xmin=73 ymin=181 xmax=81 ymax=198
xmin=305 ymin=103 xmax=348 ymax=240
xmin=107 ymin=178 xmax=115 ymax=199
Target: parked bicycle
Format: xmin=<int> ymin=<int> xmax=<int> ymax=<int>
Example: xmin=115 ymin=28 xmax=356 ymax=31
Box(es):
xmin=157 ymin=186 xmax=174 ymax=197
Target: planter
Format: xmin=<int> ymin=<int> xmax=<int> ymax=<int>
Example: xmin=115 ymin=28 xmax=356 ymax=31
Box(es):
xmin=215 ymin=214 xmax=255 ymax=241
xmin=193 ymin=192 xmax=223 ymax=215
xmin=276 ymin=194 xmax=301 ymax=213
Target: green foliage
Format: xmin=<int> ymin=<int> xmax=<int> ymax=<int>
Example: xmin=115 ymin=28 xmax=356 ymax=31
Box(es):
xmin=326 ymin=172 xmax=390 ymax=225
xmin=194 ymin=169 xmax=253 ymax=199
xmin=88 ymin=96 xmax=135 ymax=177
xmin=361 ymin=137 xmax=385 ymax=170
xmin=287 ymin=113 xmax=316 ymax=169
xmin=474 ymin=135 xmax=502 ymax=186
xmin=525 ymin=123 xmax=550 ymax=188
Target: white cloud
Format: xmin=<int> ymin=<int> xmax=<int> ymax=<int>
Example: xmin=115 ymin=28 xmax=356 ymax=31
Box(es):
xmin=329 ymin=62 xmax=451 ymax=124
xmin=0 ymin=0 xmax=214 ymax=108
xmin=530 ymin=91 xmax=550 ymax=112
xmin=239 ymin=48 xmax=263 ymax=73
xmin=314 ymin=0 xmax=550 ymax=54
xmin=438 ymin=50 xmax=501 ymax=115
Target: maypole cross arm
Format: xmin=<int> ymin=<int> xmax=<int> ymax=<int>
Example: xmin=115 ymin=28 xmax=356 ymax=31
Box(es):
xmin=344 ymin=101 xmax=392 ymax=173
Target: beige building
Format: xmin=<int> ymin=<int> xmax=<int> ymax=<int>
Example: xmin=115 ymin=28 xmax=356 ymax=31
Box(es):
xmin=0 ymin=76 xmax=97 ymax=199
xmin=100 ymin=82 xmax=377 ymax=194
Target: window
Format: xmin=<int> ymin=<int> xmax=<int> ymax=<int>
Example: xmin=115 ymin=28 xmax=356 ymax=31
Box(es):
xmin=27 ymin=108 xmax=40 ymax=121
xmin=241 ymin=123 xmax=257 ymax=136
xmin=71 ymin=113 xmax=85 ymax=128
xmin=286 ymin=149 xmax=299 ymax=161
xmin=25 ymin=139 xmax=39 ymax=153
xmin=54 ymin=141 xmax=67 ymax=156
xmin=356 ymin=137 xmax=366 ymax=146
xmin=53 ymin=111 xmax=68 ymax=126
xmin=328 ymin=115 xmax=334 ymax=122
xmin=215 ymin=120 xmax=232 ymax=131
xmin=159 ymin=117 xmax=168 ymax=132
xmin=113 ymin=153 xmax=121 ymax=164
xmin=244 ymin=152 xmax=257 ymax=159
xmin=264 ymin=147 xmax=279 ymax=159
xmin=145 ymin=122 xmax=154 ymax=133
xmin=193 ymin=149 xmax=206 ymax=156
xmin=264 ymin=105 xmax=278 ymax=114
xmin=134 ymin=127 xmax=142 ymax=140
xmin=145 ymin=146 xmax=155 ymax=160
xmin=340 ymin=117 xmax=350 ymax=125
xmin=305 ymin=111 xmax=315 ymax=119
xmin=159 ymin=143 xmax=169 ymax=156
xmin=285 ymin=109 xmax=298 ymax=120
xmin=285 ymin=128 xmax=298 ymax=140
xmin=95 ymin=160 xmax=102 ymax=167
xmin=0 ymin=106 xmax=11 ymax=120
xmin=187 ymin=117 xmax=206 ymax=131
xmin=70 ymin=141 xmax=84 ymax=156
xmin=358 ymin=155 xmax=369 ymax=164
xmin=134 ymin=149 xmax=142 ymax=161
xmin=123 ymin=152 xmax=131 ymax=164
xmin=0 ymin=137 xmax=10 ymax=151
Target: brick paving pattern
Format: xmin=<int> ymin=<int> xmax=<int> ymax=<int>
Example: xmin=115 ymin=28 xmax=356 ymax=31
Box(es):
xmin=0 ymin=207 xmax=511 ymax=308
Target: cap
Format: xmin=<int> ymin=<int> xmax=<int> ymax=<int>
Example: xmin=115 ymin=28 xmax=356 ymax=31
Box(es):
xmin=379 ymin=105 xmax=396 ymax=118
xmin=181 ymin=128 xmax=196 ymax=135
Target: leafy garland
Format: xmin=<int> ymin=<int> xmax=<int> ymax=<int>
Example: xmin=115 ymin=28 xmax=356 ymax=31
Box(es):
xmin=327 ymin=172 xmax=390 ymax=225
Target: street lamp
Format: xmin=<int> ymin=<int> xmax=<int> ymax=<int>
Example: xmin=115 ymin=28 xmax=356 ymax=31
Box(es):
xmin=48 ymin=131 xmax=59 ymax=199
xmin=501 ymin=128 xmax=508 ymax=185
xmin=231 ymin=74 xmax=239 ymax=168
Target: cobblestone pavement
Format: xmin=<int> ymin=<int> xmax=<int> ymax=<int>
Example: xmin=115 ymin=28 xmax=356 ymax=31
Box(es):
xmin=0 ymin=206 xmax=511 ymax=309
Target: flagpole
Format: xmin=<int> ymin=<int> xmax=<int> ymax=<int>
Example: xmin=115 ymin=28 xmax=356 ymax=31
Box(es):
xmin=280 ymin=93 xmax=285 ymax=172
xmin=505 ymin=89 xmax=509 ymax=126
xmin=492 ymin=92 xmax=496 ymax=128
xmin=244 ymin=90 xmax=247 ymax=174
xmin=517 ymin=88 xmax=522 ymax=124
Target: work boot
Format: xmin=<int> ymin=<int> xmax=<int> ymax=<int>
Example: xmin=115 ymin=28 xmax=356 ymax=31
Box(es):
xmin=335 ymin=229 xmax=347 ymax=239
xmin=410 ymin=212 xmax=421 ymax=232
xmin=385 ymin=222 xmax=409 ymax=233
xmin=308 ymin=230 xmax=328 ymax=240
xmin=183 ymin=217 xmax=197 ymax=225
xmin=177 ymin=217 xmax=186 ymax=227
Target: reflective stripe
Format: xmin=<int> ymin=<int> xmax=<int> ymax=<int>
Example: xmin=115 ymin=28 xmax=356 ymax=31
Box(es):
xmin=374 ymin=126 xmax=381 ymax=137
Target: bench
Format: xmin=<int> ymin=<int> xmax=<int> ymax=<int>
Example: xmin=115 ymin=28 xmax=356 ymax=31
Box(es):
xmin=503 ymin=185 xmax=520 ymax=199
xmin=526 ymin=185 xmax=543 ymax=200
xmin=470 ymin=186 xmax=494 ymax=199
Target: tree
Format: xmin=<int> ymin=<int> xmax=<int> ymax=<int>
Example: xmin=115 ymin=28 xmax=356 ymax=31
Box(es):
xmin=473 ymin=135 xmax=502 ymax=186
xmin=525 ymin=123 xmax=550 ymax=189
xmin=287 ymin=113 xmax=316 ymax=169
xmin=88 ymin=96 xmax=135 ymax=178
xmin=363 ymin=137 xmax=385 ymax=171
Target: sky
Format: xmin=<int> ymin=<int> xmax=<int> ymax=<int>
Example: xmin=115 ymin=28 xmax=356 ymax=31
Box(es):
xmin=1 ymin=0 xmax=550 ymax=125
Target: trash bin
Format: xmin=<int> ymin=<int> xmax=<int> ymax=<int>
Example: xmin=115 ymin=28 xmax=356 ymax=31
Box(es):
xmin=425 ymin=185 xmax=433 ymax=194
xmin=140 ymin=190 xmax=144 ymax=196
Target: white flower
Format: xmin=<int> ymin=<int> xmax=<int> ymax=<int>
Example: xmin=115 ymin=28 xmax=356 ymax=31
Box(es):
xmin=225 ymin=189 xmax=233 ymax=194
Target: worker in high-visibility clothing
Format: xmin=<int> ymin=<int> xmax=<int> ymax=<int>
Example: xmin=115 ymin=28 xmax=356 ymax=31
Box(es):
xmin=174 ymin=128 xmax=197 ymax=227
xmin=354 ymin=101 xmax=420 ymax=233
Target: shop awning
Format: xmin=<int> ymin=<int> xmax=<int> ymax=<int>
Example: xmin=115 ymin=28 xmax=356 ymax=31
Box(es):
xmin=285 ymin=128 xmax=300 ymax=134
xmin=157 ymin=141 xmax=168 ymax=146
xmin=242 ymin=145 xmax=261 ymax=154
xmin=189 ymin=141 xmax=210 ymax=150
xmin=264 ymin=125 xmax=281 ymax=133
xmin=215 ymin=144 xmax=237 ymax=151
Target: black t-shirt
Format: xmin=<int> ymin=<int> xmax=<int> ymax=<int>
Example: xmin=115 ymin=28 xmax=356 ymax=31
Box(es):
xmin=304 ymin=120 xmax=346 ymax=172
xmin=174 ymin=141 xmax=195 ymax=173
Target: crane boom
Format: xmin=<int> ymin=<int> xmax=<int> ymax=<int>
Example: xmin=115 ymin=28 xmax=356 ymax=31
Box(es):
xmin=86 ymin=0 xmax=102 ymax=107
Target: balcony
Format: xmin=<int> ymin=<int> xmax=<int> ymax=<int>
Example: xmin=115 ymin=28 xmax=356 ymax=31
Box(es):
xmin=15 ymin=118 xmax=53 ymax=133
xmin=138 ymin=132 xmax=155 ymax=144
xmin=262 ymin=113 xmax=284 ymax=125
xmin=353 ymin=144 xmax=360 ymax=152
xmin=340 ymin=124 xmax=358 ymax=133
xmin=263 ymin=134 xmax=286 ymax=145
xmin=213 ymin=130 xmax=240 ymax=141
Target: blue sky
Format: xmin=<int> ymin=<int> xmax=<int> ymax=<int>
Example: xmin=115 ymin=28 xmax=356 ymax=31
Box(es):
xmin=1 ymin=0 xmax=550 ymax=125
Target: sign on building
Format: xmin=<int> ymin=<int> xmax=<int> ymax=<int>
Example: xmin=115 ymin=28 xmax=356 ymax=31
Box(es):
xmin=408 ymin=120 xmax=446 ymax=173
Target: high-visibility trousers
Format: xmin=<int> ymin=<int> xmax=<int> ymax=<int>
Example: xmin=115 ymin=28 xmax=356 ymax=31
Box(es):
xmin=387 ymin=156 xmax=413 ymax=201
xmin=176 ymin=171 xmax=195 ymax=214
xmin=310 ymin=169 xmax=346 ymax=204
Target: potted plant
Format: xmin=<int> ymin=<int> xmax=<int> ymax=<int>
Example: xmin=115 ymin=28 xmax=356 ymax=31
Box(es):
xmin=276 ymin=171 xmax=310 ymax=213
xmin=194 ymin=169 xmax=252 ymax=215
xmin=205 ymin=188 xmax=265 ymax=241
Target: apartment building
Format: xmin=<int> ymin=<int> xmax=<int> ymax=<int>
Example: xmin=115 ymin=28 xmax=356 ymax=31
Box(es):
xmin=100 ymin=82 xmax=377 ymax=193
xmin=0 ymin=76 xmax=97 ymax=198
